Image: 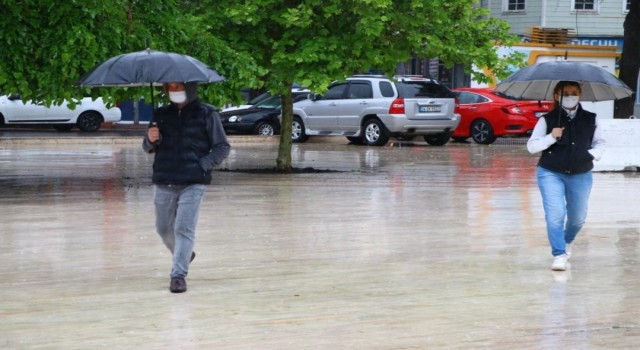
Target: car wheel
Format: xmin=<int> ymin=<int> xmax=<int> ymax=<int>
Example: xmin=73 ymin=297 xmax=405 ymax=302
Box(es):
xmin=292 ymin=116 xmax=309 ymax=143
xmin=77 ymin=111 xmax=103 ymax=132
xmin=53 ymin=125 xmax=74 ymax=132
xmin=362 ymin=119 xmax=389 ymax=146
xmin=424 ymin=132 xmax=451 ymax=146
xmin=471 ymin=119 xmax=497 ymax=145
xmin=346 ymin=136 xmax=363 ymax=144
xmin=254 ymin=121 xmax=276 ymax=136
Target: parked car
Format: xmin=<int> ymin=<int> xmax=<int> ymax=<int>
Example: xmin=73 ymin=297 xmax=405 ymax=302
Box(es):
xmin=0 ymin=94 xmax=121 ymax=132
xmin=290 ymin=75 xmax=460 ymax=146
xmin=220 ymin=93 xmax=310 ymax=135
xmin=452 ymin=87 xmax=554 ymax=144
xmin=221 ymin=88 xmax=310 ymax=112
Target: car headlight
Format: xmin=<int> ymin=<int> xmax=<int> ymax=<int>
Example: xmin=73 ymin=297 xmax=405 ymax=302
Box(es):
xmin=228 ymin=115 xmax=241 ymax=122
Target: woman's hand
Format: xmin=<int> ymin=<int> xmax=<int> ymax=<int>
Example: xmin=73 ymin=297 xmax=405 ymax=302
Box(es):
xmin=551 ymin=127 xmax=564 ymax=141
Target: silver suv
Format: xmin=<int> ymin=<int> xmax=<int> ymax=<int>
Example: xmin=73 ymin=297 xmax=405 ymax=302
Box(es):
xmin=291 ymin=75 xmax=460 ymax=146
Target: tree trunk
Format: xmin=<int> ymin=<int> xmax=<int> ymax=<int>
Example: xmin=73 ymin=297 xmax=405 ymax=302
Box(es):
xmin=276 ymin=83 xmax=293 ymax=172
xmin=615 ymin=0 xmax=640 ymax=118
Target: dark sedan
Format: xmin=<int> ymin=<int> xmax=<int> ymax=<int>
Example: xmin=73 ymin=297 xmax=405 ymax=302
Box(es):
xmin=219 ymin=93 xmax=309 ymax=135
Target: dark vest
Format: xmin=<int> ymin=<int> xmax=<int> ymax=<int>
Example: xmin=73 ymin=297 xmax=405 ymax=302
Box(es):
xmin=152 ymin=101 xmax=214 ymax=185
xmin=538 ymin=105 xmax=597 ymax=174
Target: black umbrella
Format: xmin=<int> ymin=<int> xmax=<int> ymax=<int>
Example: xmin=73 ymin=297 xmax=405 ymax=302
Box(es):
xmin=75 ymin=49 xmax=225 ymax=111
xmin=495 ymin=61 xmax=633 ymax=102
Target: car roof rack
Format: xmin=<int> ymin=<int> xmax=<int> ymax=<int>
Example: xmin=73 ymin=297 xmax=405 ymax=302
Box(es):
xmin=395 ymin=75 xmax=437 ymax=81
xmin=395 ymin=75 xmax=432 ymax=78
xmin=350 ymin=74 xmax=387 ymax=78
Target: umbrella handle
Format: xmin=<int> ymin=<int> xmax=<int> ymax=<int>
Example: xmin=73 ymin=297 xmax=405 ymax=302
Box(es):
xmin=558 ymin=95 xmax=563 ymax=127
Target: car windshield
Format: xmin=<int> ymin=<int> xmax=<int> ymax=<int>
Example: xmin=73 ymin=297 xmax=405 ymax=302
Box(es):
xmin=254 ymin=95 xmax=281 ymax=109
xmin=397 ymin=81 xmax=452 ymax=98
xmin=248 ymin=92 xmax=272 ymax=105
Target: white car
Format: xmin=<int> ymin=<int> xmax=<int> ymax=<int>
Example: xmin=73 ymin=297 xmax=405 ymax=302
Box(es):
xmin=0 ymin=94 xmax=121 ymax=132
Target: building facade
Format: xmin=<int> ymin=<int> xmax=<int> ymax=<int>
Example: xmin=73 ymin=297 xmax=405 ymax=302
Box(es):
xmin=482 ymin=0 xmax=630 ymax=50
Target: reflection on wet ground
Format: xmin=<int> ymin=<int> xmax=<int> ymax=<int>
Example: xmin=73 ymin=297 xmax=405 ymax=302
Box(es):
xmin=1 ymin=139 xmax=639 ymax=348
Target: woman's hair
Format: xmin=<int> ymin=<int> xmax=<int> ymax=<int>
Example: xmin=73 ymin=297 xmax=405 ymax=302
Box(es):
xmin=553 ymin=81 xmax=582 ymax=108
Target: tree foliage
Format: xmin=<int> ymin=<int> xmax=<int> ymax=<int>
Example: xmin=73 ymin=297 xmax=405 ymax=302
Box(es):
xmin=204 ymin=0 xmax=519 ymax=93
xmin=0 ymin=0 xmax=260 ymax=107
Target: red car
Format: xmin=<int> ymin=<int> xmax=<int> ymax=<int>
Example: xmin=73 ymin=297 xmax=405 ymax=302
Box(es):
xmin=452 ymin=87 xmax=554 ymax=144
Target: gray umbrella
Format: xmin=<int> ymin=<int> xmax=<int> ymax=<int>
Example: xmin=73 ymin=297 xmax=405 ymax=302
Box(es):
xmin=76 ymin=49 xmax=225 ymax=87
xmin=75 ymin=49 xmax=225 ymax=111
xmin=495 ymin=61 xmax=633 ymax=102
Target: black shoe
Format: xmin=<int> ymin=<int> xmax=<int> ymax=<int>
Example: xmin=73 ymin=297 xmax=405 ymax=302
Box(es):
xmin=190 ymin=251 xmax=196 ymax=263
xmin=169 ymin=278 xmax=187 ymax=293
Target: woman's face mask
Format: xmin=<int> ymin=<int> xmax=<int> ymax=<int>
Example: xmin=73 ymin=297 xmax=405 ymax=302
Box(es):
xmin=561 ymin=96 xmax=580 ymax=110
xmin=169 ymin=91 xmax=187 ymax=104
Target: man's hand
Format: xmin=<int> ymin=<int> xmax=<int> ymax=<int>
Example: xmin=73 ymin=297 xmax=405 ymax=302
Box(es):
xmin=148 ymin=126 xmax=161 ymax=143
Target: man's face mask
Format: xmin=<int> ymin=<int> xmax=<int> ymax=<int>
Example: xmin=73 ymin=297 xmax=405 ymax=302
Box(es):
xmin=169 ymin=91 xmax=187 ymax=104
xmin=561 ymin=96 xmax=579 ymax=110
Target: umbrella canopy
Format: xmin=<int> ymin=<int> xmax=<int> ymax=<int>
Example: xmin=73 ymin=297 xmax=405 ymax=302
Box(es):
xmin=75 ymin=49 xmax=225 ymax=87
xmin=495 ymin=61 xmax=633 ymax=102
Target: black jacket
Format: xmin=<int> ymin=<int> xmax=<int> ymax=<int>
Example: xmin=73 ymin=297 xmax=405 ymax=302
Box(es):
xmin=537 ymin=105 xmax=597 ymax=174
xmin=143 ymin=100 xmax=230 ymax=185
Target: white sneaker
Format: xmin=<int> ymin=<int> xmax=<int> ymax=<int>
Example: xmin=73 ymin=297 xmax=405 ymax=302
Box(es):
xmin=551 ymin=254 xmax=569 ymax=271
xmin=566 ymin=243 xmax=572 ymax=260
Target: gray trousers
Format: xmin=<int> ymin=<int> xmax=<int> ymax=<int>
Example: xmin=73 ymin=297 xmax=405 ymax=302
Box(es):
xmin=153 ymin=184 xmax=206 ymax=278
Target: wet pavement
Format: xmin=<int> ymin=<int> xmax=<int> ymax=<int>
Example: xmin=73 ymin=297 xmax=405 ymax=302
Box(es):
xmin=1 ymin=133 xmax=639 ymax=349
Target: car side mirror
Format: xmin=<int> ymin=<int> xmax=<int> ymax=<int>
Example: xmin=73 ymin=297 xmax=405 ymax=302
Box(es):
xmin=310 ymin=93 xmax=321 ymax=101
xmin=8 ymin=94 xmax=21 ymax=101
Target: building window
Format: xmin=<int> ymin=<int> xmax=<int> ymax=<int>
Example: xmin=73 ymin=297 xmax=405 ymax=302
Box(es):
xmin=508 ymin=0 xmax=525 ymax=11
xmin=504 ymin=0 xmax=525 ymax=12
xmin=572 ymin=0 xmax=597 ymax=12
xmin=624 ymin=0 xmax=631 ymax=13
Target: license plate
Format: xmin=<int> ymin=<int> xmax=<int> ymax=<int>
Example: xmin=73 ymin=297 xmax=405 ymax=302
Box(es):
xmin=419 ymin=105 xmax=441 ymax=113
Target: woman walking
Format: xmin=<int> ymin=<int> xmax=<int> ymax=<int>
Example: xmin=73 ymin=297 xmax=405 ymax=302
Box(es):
xmin=527 ymin=80 xmax=605 ymax=271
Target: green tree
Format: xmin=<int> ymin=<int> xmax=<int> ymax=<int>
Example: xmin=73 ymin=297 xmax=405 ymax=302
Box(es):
xmin=201 ymin=0 xmax=522 ymax=171
xmin=0 ymin=0 xmax=260 ymax=107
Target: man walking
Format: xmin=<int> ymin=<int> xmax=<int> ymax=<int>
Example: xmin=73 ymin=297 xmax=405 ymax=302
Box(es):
xmin=143 ymin=82 xmax=230 ymax=293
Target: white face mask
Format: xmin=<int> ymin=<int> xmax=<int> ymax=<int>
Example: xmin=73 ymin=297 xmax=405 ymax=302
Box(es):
xmin=169 ymin=91 xmax=187 ymax=104
xmin=561 ymin=96 xmax=579 ymax=110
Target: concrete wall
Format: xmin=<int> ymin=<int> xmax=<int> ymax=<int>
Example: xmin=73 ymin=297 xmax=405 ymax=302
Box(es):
xmin=593 ymin=118 xmax=640 ymax=171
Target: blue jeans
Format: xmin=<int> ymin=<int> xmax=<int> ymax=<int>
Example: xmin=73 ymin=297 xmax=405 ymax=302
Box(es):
xmin=154 ymin=184 xmax=206 ymax=278
xmin=537 ymin=167 xmax=592 ymax=256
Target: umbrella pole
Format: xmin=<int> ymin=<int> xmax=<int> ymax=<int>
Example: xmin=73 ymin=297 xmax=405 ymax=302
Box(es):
xmin=150 ymin=82 xmax=155 ymax=124
xmin=558 ymin=95 xmax=564 ymax=127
